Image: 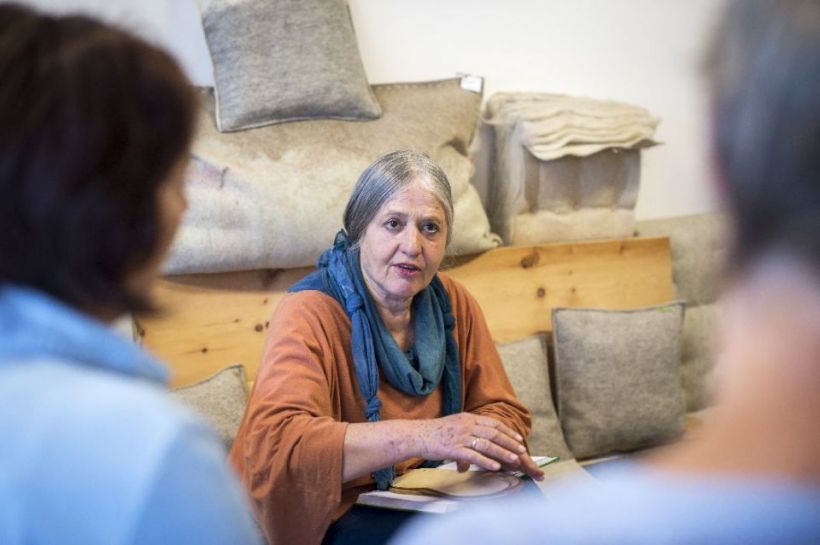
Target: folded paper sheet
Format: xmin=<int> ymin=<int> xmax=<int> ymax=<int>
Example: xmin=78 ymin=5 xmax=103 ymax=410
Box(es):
xmin=390 ymin=468 xmax=522 ymax=499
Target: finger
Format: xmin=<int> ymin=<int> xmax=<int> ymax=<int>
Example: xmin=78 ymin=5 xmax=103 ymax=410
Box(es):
xmin=470 ymin=436 xmax=521 ymax=467
xmin=474 ymin=416 xmax=524 ymax=442
xmin=455 ymin=448 xmax=502 ymax=472
xmin=472 ymin=425 xmax=527 ymax=456
xmin=517 ymin=455 xmax=545 ymax=481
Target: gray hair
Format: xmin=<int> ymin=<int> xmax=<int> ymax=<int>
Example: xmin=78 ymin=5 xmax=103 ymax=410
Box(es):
xmin=343 ymin=150 xmax=455 ymax=246
xmin=706 ymin=0 xmax=820 ymax=278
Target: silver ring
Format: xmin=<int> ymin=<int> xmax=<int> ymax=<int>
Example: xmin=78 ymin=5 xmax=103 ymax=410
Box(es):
xmin=470 ymin=437 xmax=478 ymax=450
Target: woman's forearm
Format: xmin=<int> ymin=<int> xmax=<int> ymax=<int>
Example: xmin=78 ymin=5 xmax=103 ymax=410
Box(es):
xmin=342 ymin=419 xmax=423 ymax=483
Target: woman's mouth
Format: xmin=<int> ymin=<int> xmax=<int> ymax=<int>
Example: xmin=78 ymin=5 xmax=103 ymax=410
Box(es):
xmin=393 ymin=263 xmax=422 ymax=278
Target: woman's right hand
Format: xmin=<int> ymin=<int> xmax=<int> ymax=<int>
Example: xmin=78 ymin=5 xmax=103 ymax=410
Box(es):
xmin=412 ymin=413 xmax=529 ymax=473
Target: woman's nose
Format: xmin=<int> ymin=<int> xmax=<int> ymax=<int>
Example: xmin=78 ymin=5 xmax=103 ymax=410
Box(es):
xmin=400 ymin=226 xmax=422 ymax=255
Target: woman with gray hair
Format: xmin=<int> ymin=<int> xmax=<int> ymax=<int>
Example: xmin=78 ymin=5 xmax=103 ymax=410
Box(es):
xmin=230 ymin=150 xmax=543 ymax=545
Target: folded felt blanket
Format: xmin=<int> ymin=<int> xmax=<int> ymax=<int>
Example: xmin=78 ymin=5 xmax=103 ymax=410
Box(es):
xmin=484 ymin=92 xmax=660 ymax=161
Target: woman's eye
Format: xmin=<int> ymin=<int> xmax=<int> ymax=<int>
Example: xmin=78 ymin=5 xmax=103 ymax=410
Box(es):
xmin=422 ymin=222 xmax=440 ymax=234
xmin=385 ymin=219 xmax=401 ymax=230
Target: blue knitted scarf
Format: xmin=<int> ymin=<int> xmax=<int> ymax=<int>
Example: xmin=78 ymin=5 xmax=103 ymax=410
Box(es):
xmin=290 ymin=231 xmax=462 ymax=490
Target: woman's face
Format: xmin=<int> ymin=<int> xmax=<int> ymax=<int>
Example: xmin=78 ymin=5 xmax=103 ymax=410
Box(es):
xmin=358 ymin=181 xmax=448 ymax=309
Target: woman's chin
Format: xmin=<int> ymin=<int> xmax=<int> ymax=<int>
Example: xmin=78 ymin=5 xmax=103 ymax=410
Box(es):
xmin=385 ymin=279 xmax=426 ymax=301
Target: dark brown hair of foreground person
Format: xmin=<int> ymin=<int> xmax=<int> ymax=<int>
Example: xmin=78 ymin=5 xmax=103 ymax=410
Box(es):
xmin=0 ymin=3 xmax=196 ymax=314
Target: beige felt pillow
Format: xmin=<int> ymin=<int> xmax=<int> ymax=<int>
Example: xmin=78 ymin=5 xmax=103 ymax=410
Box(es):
xmin=496 ymin=335 xmax=572 ymax=460
xmin=199 ymin=0 xmax=381 ymax=132
xmin=173 ymin=364 xmax=248 ymax=450
xmin=166 ymin=78 xmax=499 ymax=274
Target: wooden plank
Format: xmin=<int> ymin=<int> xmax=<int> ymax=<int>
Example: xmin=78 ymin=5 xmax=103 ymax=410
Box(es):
xmin=138 ymin=237 xmax=673 ymax=387
xmin=443 ymin=237 xmax=675 ymax=343
xmin=136 ymin=267 xmax=311 ymax=388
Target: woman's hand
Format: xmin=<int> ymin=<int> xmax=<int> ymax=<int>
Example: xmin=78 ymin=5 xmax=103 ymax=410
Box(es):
xmin=412 ymin=413 xmax=544 ymax=480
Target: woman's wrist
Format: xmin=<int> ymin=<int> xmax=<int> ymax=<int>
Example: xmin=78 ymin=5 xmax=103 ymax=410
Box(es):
xmin=394 ymin=419 xmax=428 ymax=460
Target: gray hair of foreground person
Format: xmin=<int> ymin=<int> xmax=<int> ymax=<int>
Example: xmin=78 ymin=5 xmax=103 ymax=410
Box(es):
xmin=343 ymin=150 xmax=455 ymax=246
xmin=706 ymin=0 xmax=820 ymax=279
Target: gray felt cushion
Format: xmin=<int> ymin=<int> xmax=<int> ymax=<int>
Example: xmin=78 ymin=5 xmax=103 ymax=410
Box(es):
xmin=200 ymin=0 xmax=381 ymax=132
xmin=636 ymin=213 xmax=727 ymax=306
xmin=165 ymin=79 xmax=499 ymax=274
xmin=496 ymin=335 xmax=572 ymax=460
xmin=636 ymin=213 xmax=725 ymax=411
xmin=553 ymin=303 xmax=686 ymax=459
xmin=173 ymin=364 xmax=248 ymax=450
xmin=681 ymin=303 xmax=718 ymax=411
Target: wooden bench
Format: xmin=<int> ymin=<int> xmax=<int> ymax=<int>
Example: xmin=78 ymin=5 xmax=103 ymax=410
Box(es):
xmin=137 ymin=236 xmax=674 ymax=388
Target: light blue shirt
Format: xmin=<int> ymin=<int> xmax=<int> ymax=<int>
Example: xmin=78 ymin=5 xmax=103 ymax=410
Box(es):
xmin=392 ymin=462 xmax=820 ymax=545
xmin=0 ymin=285 xmax=261 ymax=545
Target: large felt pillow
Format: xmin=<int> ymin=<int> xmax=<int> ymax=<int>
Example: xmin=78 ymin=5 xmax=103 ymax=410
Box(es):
xmin=199 ymin=0 xmax=381 ymax=132
xmin=636 ymin=213 xmax=726 ymax=411
xmin=680 ymin=303 xmax=719 ymax=410
xmin=552 ymin=303 xmax=686 ymax=459
xmin=635 ymin=213 xmax=727 ymax=308
xmin=496 ymin=335 xmax=572 ymax=460
xmin=173 ymin=364 xmax=248 ymax=450
xmin=165 ymin=78 xmax=500 ymax=274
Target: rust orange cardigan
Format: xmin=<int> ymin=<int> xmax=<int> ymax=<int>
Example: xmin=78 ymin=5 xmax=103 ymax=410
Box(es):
xmin=229 ymin=274 xmax=531 ymax=545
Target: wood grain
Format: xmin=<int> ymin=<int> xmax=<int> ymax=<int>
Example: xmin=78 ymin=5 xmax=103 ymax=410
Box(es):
xmin=443 ymin=237 xmax=674 ymax=343
xmin=138 ymin=237 xmax=673 ymax=387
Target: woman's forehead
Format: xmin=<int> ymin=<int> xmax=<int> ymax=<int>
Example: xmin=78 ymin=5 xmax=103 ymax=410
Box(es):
xmin=377 ymin=183 xmax=446 ymax=217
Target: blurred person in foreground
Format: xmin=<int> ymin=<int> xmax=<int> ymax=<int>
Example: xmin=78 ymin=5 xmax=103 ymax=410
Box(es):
xmin=392 ymin=0 xmax=820 ymax=543
xmin=0 ymin=4 xmax=259 ymax=544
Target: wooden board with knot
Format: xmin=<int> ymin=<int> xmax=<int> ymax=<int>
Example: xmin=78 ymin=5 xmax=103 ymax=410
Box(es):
xmin=137 ymin=236 xmax=673 ymax=388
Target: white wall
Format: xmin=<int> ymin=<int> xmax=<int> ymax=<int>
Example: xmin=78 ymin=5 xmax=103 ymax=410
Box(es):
xmin=17 ymin=0 xmax=726 ymax=220
xmin=350 ymin=0 xmax=727 ymax=220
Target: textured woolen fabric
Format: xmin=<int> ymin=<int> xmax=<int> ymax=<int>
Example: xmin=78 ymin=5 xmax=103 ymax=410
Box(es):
xmin=483 ymin=92 xmax=660 ymax=162
xmin=552 ymin=303 xmax=686 ymax=459
xmin=173 ymin=364 xmax=248 ymax=450
xmin=637 ymin=213 xmax=726 ymax=410
xmin=636 ymin=213 xmax=727 ymax=307
xmin=478 ymin=92 xmax=659 ymax=246
xmin=496 ymin=335 xmax=572 ymax=460
xmin=200 ymin=0 xmax=381 ymax=132
xmin=680 ymin=304 xmax=719 ymax=411
xmin=165 ymin=79 xmax=498 ymax=274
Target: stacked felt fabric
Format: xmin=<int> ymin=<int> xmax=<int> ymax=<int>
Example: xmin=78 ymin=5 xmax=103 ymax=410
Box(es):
xmin=485 ymin=93 xmax=659 ymax=161
xmin=476 ymin=93 xmax=660 ymax=246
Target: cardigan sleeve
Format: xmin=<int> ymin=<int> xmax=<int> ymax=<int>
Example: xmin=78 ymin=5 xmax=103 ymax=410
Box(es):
xmin=442 ymin=275 xmax=534 ymax=446
xmin=229 ymin=292 xmax=349 ymax=545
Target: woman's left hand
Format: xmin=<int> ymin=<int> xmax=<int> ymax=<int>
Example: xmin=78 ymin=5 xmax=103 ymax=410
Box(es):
xmin=454 ymin=446 xmax=545 ymax=481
